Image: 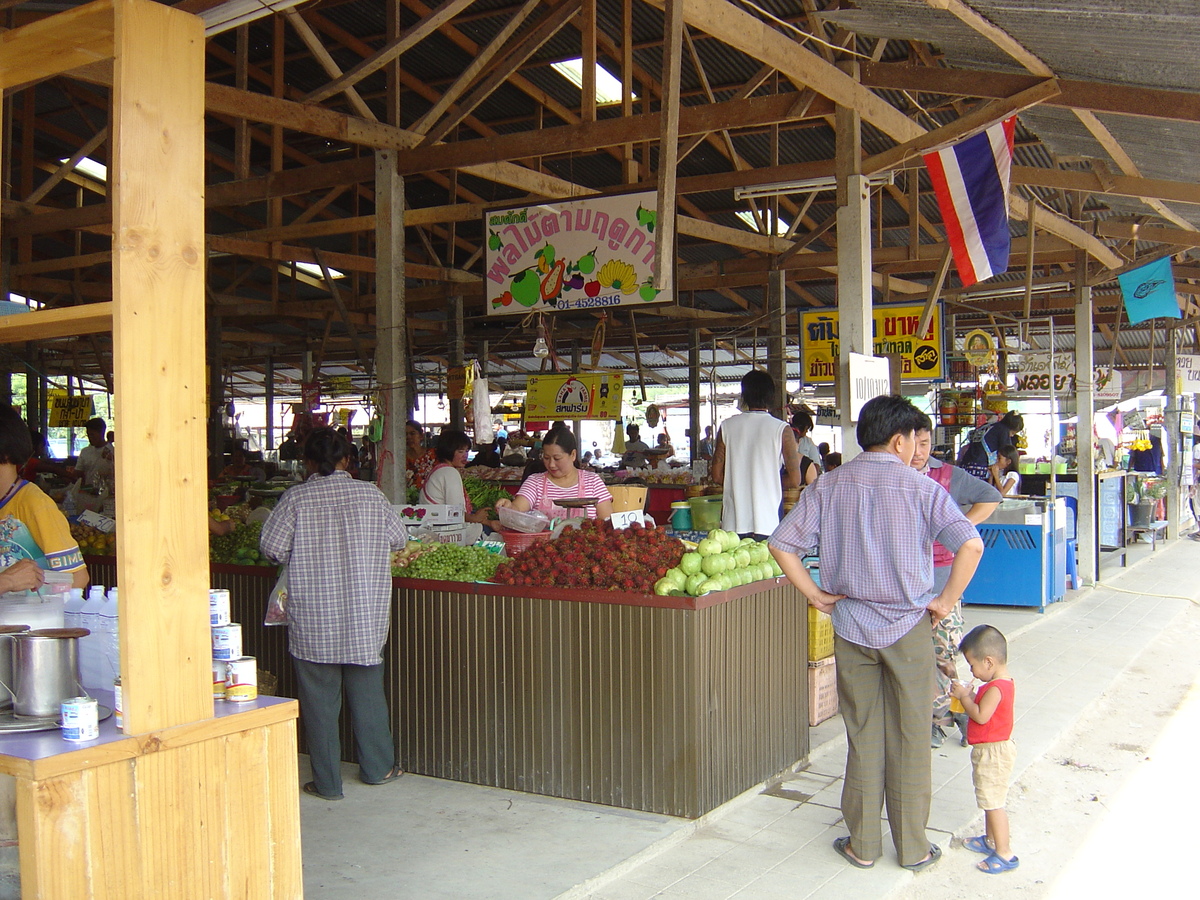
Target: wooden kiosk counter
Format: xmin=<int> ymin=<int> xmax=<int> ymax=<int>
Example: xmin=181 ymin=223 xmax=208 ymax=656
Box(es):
xmin=91 ymin=559 xmax=813 ymax=821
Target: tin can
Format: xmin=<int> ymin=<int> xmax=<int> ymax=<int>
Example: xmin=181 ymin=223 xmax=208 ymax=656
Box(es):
xmin=61 ymin=696 xmax=99 ymax=742
xmin=209 ymin=588 xmax=232 ymax=627
xmin=224 ymin=657 xmax=257 ymax=702
xmin=213 ymin=659 xmax=228 ymax=699
xmin=113 ymin=676 xmax=123 ymax=731
xmin=211 ymin=623 xmax=242 ymax=661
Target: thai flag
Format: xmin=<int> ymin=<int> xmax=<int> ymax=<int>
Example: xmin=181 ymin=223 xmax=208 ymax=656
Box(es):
xmin=923 ymin=117 xmax=1016 ymax=287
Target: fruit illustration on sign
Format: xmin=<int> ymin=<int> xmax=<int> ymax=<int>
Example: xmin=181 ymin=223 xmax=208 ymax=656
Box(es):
xmin=491 ymin=290 xmax=514 ymax=308
xmin=638 ymin=281 xmax=660 ymax=302
xmin=487 ymin=230 xmax=502 ymax=251
xmin=578 ymin=248 xmax=597 ymax=274
xmin=510 ymin=269 xmax=541 ymax=307
xmin=534 ymin=242 xmax=556 ymax=274
xmin=584 ymin=280 xmax=601 ymax=297
xmin=540 ymin=259 xmax=567 ymax=304
xmin=598 ymin=259 xmax=639 ymax=294
xmin=566 ymin=273 xmax=584 ymax=290
xmin=635 ymin=205 xmax=657 ymax=233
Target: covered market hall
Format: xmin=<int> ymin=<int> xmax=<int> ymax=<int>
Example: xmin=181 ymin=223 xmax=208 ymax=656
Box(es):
xmin=1 ymin=0 xmax=1199 ymax=896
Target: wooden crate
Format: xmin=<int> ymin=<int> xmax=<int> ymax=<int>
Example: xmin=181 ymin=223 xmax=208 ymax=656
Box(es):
xmin=808 ymin=657 xmax=839 ymax=726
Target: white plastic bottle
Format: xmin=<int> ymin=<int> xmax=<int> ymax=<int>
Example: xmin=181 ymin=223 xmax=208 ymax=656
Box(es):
xmin=98 ymin=588 xmax=120 ymax=685
xmin=78 ymin=586 xmax=107 ymax=688
xmin=64 ymin=588 xmax=86 ymax=628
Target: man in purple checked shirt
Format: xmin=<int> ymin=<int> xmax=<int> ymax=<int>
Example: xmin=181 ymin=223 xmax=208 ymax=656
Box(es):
xmin=769 ymin=395 xmax=984 ymax=874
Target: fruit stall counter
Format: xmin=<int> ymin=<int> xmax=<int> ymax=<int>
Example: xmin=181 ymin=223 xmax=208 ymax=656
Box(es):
xmin=84 ymin=557 xmax=811 ymax=819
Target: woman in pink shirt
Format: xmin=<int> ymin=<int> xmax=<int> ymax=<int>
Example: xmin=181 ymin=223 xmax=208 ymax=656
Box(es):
xmin=497 ymin=430 xmax=613 ymax=520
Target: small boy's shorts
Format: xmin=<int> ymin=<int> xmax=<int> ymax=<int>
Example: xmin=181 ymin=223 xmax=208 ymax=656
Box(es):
xmin=971 ymin=739 xmax=1017 ymax=810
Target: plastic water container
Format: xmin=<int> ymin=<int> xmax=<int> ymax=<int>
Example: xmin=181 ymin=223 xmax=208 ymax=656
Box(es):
xmin=78 ymin=587 xmax=107 ymax=688
xmin=64 ymin=588 xmax=86 ymax=628
xmin=497 ymin=506 xmax=550 ymax=534
xmin=689 ymin=495 xmax=723 ymax=532
xmin=97 ymin=588 xmax=119 ymax=686
xmin=0 ymin=589 xmax=66 ymax=631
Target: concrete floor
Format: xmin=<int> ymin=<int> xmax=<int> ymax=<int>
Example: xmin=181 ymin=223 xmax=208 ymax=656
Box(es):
xmin=299 ymin=537 xmax=1198 ymax=899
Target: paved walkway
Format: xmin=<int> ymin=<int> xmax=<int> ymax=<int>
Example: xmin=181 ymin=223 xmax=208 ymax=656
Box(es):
xmin=298 ymin=539 xmax=1198 ymax=899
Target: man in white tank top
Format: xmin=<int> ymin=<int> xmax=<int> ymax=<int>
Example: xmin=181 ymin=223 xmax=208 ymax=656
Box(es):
xmin=711 ymin=370 xmax=801 ymax=538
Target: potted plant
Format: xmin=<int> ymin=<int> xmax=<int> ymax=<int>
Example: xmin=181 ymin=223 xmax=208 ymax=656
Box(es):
xmin=1127 ymin=477 xmax=1163 ymax=528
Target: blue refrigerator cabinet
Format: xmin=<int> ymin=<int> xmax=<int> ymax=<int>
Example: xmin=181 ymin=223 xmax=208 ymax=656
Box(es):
xmin=962 ymin=498 xmax=1068 ymax=611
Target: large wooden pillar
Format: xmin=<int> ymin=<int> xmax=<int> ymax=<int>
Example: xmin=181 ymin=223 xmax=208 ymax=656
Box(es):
xmin=375 ymin=149 xmax=407 ymax=502
xmin=834 ymin=71 xmax=872 ymax=461
xmin=688 ymin=328 xmax=701 ymax=461
xmin=766 ymin=268 xmax=788 ymax=418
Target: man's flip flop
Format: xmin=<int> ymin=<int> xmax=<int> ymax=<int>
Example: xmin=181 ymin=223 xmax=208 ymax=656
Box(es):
xmin=901 ymin=843 xmax=942 ymax=872
xmin=361 ymin=765 xmax=404 ymax=785
xmin=302 ymin=782 xmax=343 ymax=801
xmin=832 ymin=836 xmax=874 ymax=868
xmin=963 ymin=835 xmax=994 ymax=854
xmin=979 ymin=852 xmax=1019 ymax=874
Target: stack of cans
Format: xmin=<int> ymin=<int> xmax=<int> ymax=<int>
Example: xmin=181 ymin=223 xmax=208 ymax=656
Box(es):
xmin=210 ymin=588 xmax=257 ymax=702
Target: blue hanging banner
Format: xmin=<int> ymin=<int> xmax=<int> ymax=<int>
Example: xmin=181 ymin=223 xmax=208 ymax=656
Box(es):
xmin=1117 ymin=256 xmax=1180 ymax=324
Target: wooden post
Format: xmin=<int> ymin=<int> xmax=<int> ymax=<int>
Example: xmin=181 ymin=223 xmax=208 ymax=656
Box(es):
xmin=689 ymin=329 xmax=701 ymax=461
xmin=766 ymin=268 xmax=788 ymax=418
xmin=653 ymin=0 xmax=682 ymax=298
xmin=1074 ymin=248 xmax=1098 ymax=583
xmin=450 ymin=292 xmax=465 ymax=431
xmin=265 ymin=353 xmax=275 ymax=452
xmin=835 ymin=65 xmax=872 ymax=462
xmin=1165 ymin=325 xmax=1180 ymax=540
xmin=375 ymin=149 xmax=407 ymax=502
xmin=111 ymin=0 xmax=211 ymax=733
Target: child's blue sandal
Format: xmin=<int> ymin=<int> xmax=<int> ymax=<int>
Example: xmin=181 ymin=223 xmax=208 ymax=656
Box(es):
xmin=963 ymin=835 xmax=993 ymax=854
xmin=978 ymin=852 xmax=1019 ymax=874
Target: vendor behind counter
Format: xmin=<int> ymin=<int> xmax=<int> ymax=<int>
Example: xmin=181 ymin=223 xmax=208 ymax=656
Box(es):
xmin=496 ymin=429 xmax=613 ymax=521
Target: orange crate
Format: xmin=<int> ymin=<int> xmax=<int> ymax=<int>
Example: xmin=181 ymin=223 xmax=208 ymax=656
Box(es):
xmin=808 ymin=606 xmax=834 ymax=661
xmin=808 ymin=657 xmax=839 ymax=726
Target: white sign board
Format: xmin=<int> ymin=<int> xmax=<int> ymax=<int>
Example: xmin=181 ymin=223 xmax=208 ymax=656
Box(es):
xmin=1010 ymin=353 xmax=1122 ymax=401
xmin=483 ymin=190 xmax=668 ymax=315
xmin=848 ymin=352 xmax=891 ymax=422
xmin=1176 ymin=355 xmax=1200 ymax=394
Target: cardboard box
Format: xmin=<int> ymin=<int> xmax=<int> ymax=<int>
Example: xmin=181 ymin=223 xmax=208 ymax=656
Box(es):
xmin=808 ymin=606 xmax=834 ymax=661
xmin=808 ymin=657 xmax=839 ymax=726
xmin=394 ymin=504 xmax=464 ymax=526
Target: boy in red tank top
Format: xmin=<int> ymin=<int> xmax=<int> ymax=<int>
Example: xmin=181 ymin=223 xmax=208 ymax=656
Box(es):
xmin=951 ymin=624 xmax=1019 ymax=874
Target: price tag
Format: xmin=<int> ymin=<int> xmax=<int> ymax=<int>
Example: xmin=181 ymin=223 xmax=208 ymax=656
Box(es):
xmin=77 ymin=510 xmax=116 ymax=533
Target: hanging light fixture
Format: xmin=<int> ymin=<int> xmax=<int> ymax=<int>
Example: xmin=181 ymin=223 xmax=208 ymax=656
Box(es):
xmin=533 ymin=320 xmax=550 ymax=359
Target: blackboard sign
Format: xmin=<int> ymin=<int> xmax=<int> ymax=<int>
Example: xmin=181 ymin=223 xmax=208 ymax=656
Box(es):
xmin=1098 ymin=476 xmax=1125 ymax=550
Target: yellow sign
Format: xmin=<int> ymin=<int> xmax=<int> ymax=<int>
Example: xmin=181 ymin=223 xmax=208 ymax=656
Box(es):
xmin=325 ymin=375 xmax=353 ymax=397
xmin=963 ymin=329 xmax=996 ymax=367
xmin=47 ymin=391 xmax=95 ymax=427
xmin=800 ymin=304 xmax=943 ymax=384
xmin=525 ymin=373 xmax=624 ymax=420
xmin=447 ymin=363 xmax=474 ymax=400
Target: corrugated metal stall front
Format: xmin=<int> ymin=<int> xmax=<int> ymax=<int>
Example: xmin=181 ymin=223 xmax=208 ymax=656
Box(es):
xmin=395 ymin=578 xmax=809 ymax=819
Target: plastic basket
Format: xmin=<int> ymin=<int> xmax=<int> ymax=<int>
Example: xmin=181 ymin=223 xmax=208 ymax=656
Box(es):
xmin=689 ymin=495 xmax=723 ymax=531
xmin=499 ymin=529 xmax=553 ymax=556
xmin=808 ymin=606 xmax=834 ymax=661
xmin=808 ymin=657 xmax=838 ymax=726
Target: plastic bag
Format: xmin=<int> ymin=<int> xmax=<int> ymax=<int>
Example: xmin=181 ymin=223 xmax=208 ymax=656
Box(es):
xmin=264 ymin=568 xmax=288 ymax=626
xmin=472 ymin=363 xmax=491 ymax=444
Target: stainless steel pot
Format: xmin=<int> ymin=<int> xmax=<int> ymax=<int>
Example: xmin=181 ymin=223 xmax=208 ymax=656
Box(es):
xmin=0 ymin=624 xmax=31 ymax=709
xmin=12 ymin=628 xmax=87 ymax=718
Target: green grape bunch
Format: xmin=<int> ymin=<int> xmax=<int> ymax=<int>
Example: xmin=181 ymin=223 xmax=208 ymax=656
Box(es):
xmin=392 ymin=542 xmax=502 ymax=582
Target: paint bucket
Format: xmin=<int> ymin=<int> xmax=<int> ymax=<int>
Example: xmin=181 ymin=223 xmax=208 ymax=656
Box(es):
xmin=12 ymin=628 xmax=86 ymax=718
xmin=0 ymin=624 xmax=31 ymax=710
xmin=669 ymin=502 xmax=692 ymax=531
xmin=213 ymin=659 xmax=228 ymax=699
xmin=224 ymin=657 xmax=257 ymax=702
xmin=212 ymin=623 xmax=242 ymax=661
xmin=60 ymin=696 xmax=99 ymax=742
xmin=209 ymin=589 xmax=231 ymax=627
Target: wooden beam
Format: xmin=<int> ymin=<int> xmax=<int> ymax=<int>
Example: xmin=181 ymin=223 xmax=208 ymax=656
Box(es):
xmin=284 ymin=9 xmax=376 ymax=121
xmin=1095 ymin=220 xmax=1200 ymax=250
xmin=924 ymin=0 xmax=1053 ymax=76
xmin=1012 ymin=166 xmax=1200 ymax=207
xmin=0 ymin=302 xmax=113 ymax=343
xmin=304 ymin=0 xmax=476 ymax=104
xmin=654 ymin=0 xmax=683 ymax=297
xmin=0 ymin=0 xmax=114 ymax=89
xmin=860 ymin=62 xmax=1200 ymax=126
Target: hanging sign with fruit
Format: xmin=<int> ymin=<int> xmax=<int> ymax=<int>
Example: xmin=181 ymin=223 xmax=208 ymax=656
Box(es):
xmin=525 ymin=372 xmax=624 ymax=421
xmin=484 ymin=190 xmax=667 ymax=316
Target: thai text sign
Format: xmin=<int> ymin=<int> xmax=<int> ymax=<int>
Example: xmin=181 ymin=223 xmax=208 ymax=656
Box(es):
xmin=1176 ymin=354 xmax=1200 ymax=393
xmin=848 ymin=353 xmax=891 ymax=422
xmin=800 ymin=304 xmax=943 ymax=383
xmin=484 ymin=191 xmax=666 ymax=316
xmin=1010 ymin=353 xmax=1121 ymax=400
xmin=47 ymin=391 xmax=95 ymax=427
xmin=525 ymin=373 xmax=624 ymax=420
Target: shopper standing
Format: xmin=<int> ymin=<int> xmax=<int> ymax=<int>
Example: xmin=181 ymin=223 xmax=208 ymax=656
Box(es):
xmin=711 ymin=370 xmax=800 ymax=540
xmin=770 ymin=395 xmax=984 ymax=872
xmin=261 ymin=427 xmax=407 ymax=801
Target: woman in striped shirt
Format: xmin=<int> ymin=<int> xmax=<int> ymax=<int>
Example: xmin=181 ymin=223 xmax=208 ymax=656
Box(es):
xmin=497 ymin=429 xmax=613 ymax=520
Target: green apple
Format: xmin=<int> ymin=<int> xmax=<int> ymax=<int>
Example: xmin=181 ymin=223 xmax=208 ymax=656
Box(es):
xmin=698 ymin=577 xmax=723 ymax=594
xmin=770 ymin=560 xmax=784 ymax=577
xmin=679 ymin=551 xmax=703 ymax=574
xmin=734 ymin=548 xmax=751 ymax=568
xmin=697 ymin=537 xmax=722 ymax=556
xmin=654 ymin=578 xmax=673 ymax=596
xmin=665 ymin=567 xmax=687 ymax=588
xmin=701 ymin=554 xmax=724 ymax=577
xmin=686 ymin=572 xmax=708 ymax=595
xmin=722 ymin=531 xmax=740 ymax=551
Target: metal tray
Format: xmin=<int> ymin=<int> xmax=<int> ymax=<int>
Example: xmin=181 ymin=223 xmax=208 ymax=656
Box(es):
xmin=0 ymin=704 xmax=113 ymax=734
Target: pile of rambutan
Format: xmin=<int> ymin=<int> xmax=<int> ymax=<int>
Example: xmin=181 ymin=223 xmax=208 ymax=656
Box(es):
xmin=492 ymin=519 xmax=685 ymax=593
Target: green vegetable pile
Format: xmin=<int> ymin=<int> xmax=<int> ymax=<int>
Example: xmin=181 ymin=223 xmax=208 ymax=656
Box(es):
xmin=391 ymin=543 xmax=502 ymax=582
xmin=210 ymin=521 xmax=273 ymax=566
xmin=463 ymin=477 xmax=512 ymax=518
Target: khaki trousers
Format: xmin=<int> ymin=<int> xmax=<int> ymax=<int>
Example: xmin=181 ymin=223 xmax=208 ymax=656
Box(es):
xmin=836 ymin=618 xmax=935 ymax=866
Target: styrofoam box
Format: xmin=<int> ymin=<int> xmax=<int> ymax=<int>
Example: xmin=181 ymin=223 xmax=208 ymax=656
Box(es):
xmin=394 ymin=504 xmax=464 ymax=526
xmin=808 ymin=657 xmax=839 ymax=726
